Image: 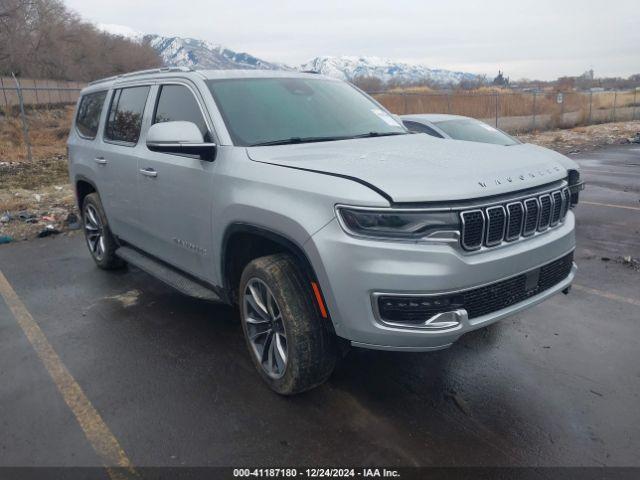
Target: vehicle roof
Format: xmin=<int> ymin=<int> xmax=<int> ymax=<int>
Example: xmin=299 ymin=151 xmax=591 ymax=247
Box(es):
xmin=401 ymin=114 xmax=471 ymax=123
xmin=80 ymin=68 xmax=336 ymax=95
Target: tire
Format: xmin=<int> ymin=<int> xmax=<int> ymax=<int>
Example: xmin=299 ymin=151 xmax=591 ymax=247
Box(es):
xmin=239 ymin=253 xmax=337 ymax=395
xmin=81 ymin=193 xmax=124 ymax=270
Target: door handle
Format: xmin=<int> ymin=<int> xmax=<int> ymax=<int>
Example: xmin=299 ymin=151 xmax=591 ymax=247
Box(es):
xmin=94 ymin=157 xmax=107 ymax=165
xmin=139 ymin=168 xmax=158 ymax=178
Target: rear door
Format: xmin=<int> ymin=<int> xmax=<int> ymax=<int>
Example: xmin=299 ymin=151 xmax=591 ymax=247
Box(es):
xmin=98 ymin=84 xmax=152 ymax=245
xmin=136 ymin=82 xmax=217 ymax=281
xmin=69 ymin=90 xmax=108 ymax=192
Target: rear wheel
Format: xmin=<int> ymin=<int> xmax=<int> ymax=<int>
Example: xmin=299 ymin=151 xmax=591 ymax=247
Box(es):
xmin=239 ymin=254 xmax=337 ymax=395
xmin=82 ymin=193 xmax=124 ymax=270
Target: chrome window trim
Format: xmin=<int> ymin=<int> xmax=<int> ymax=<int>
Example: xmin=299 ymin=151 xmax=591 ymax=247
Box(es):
xmin=460 ymin=209 xmax=485 ymax=251
xmin=485 ymin=205 xmax=506 ymax=247
xmin=538 ymin=194 xmax=552 ymax=231
xmin=505 ymin=201 xmax=524 ymax=241
xmin=151 ymin=80 xmax=216 ymax=142
xmin=522 ymin=198 xmax=540 ymax=237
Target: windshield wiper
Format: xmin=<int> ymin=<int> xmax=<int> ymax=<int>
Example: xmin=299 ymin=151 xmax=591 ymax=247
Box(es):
xmin=249 ymin=136 xmax=352 ymax=147
xmin=351 ymin=131 xmax=408 ymax=139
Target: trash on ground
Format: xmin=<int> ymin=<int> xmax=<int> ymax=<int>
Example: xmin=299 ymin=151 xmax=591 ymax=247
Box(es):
xmin=18 ymin=211 xmax=38 ymax=223
xmin=0 ymin=235 xmax=13 ymax=244
xmin=37 ymin=225 xmax=60 ymax=238
xmin=65 ymin=213 xmax=81 ymax=230
xmin=0 ymin=213 xmax=11 ymax=223
xmin=617 ymin=255 xmax=640 ymax=271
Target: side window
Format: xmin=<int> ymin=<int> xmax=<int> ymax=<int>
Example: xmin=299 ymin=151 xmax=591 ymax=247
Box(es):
xmin=153 ymin=84 xmax=209 ymax=139
xmin=402 ymin=121 xmax=444 ymax=138
xmin=105 ymin=86 xmax=150 ymax=144
xmin=76 ymin=91 xmax=107 ymax=139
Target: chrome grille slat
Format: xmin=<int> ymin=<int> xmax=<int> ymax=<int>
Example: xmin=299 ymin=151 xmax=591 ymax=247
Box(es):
xmin=550 ymin=191 xmax=563 ymax=226
xmin=460 ymin=187 xmax=570 ymax=252
xmin=485 ymin=206 xmax=506 ymax=246
xmin=460 ymin=210 xmax=485 ymax=251
xmin=538 ymin=194 xmax=552 ymax=231
xmin=523 ymin=198 xmax=540 ymax=237
xmin=505 ymin=202 xmax=524 ymax=241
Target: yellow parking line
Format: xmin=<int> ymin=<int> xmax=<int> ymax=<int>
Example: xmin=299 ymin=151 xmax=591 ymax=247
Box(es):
xmin=580 ymin=201 xmax=640 ymax=212
xmin=573 ymin=284 xmax=640 ymax=307
xmin=0 ymin=269 xmax=136 ymax=479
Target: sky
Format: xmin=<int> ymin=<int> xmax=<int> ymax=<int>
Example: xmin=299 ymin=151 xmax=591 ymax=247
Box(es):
xmin=65 ymin=0 xmax=640 ymax=81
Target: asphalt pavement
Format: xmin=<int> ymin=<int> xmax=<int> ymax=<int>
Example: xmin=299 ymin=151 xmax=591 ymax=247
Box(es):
xmin=0 ymin=144 xmax=639 ymax=472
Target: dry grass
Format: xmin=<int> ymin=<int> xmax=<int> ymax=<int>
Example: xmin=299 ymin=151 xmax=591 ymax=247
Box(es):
xmin=0 ymin=106 xmax=74 ymax=162
xmin=373 ymin=89 xmax=639 ymax=128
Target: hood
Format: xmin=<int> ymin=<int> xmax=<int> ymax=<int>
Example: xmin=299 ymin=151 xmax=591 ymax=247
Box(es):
xmin=247 ymin=134 xmax=568 ymax=203
xmin=516 ymin=142 xmax=580 ymax=171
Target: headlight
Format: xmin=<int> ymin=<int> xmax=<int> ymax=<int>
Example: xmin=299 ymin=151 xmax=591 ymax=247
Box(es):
xmin=336 ymin=206 xmax=460 ymax=240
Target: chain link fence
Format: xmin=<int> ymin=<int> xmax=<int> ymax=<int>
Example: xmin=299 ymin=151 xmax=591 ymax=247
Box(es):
xmin=1 ymin=75 xmax=84 ymax=162
xmin=372 ymin=89 xmax=640 ymax=133
xmin=0 ymin=76 xmax=84 ymax=109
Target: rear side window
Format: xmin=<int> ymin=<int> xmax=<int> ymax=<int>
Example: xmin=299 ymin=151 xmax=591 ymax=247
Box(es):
xmin=402 ymin=121 xmax=444 ymax=138
xmin=76 ymin=91 xmax=107 ymax=139
xmin=153 ymin=85 xmax=208 ymax=138
xmin=105 ymin=86 xmax=150 ymax=144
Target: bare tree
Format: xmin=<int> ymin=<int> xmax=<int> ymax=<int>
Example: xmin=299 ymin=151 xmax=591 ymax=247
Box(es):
xmin=0 ymin=0 xmax=161 ymax=81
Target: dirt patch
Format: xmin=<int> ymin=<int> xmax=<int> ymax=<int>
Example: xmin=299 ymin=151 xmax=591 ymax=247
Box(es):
xmin=516 ymin=121 xmax=640 ymax=154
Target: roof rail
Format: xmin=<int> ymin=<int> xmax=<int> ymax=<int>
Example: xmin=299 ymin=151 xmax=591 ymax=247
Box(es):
xmin=88 ymin=66 xmax=194 ymax=86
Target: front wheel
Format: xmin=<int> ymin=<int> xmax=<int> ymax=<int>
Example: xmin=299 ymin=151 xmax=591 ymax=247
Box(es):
xmin=239 ymin=254 xmax=337 ymax=395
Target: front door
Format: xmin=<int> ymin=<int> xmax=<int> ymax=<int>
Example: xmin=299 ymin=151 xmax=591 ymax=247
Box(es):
xmin=136 ymin=83 xmax=217 ymax=282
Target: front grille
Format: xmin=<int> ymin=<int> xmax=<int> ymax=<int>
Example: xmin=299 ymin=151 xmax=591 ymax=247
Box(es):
xmin=523 ymin=198 xmax=539 ymax=236
xmin=461 ymin=210 xmax=484 ymax=250
xmin=459 ymin=186 xmax=569 ymax=251
xmin=486 ymin=206 xmax=506 ymax=246
xmin=377 ymin=251 xmax=574 ymax=325
xmin=538 ymin=194 xmax=552 ymax=230
xmin=550 ymin=191 xmax=563 ymax=226
xmin=506 ymin=202 xmax=524 ymax=241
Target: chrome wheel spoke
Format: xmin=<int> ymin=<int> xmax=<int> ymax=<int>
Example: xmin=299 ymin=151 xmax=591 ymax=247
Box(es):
xmin=84 ymin=204 xmax=105 ymax=260
xmin=243 ymin=278 xmax=288 ymax=379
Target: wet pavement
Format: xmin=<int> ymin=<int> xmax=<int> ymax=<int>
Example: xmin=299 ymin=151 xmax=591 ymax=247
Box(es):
xmin=0 ymin=144 xmax=639 ymax=469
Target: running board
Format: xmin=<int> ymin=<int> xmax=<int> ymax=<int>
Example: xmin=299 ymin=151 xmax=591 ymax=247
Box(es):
xmin=115 ymin=246 xmax=221 ymax=302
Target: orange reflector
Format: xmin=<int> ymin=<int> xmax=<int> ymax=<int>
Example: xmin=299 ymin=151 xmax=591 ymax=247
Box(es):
xmin=311 ymin=281 xmax=328 ymax=319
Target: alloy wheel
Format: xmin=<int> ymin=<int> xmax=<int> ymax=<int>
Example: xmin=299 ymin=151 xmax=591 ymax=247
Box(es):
xmin=243 ymin=278 xmax=288 ymax=378
xmin=84 ymin=204 xmax=106 ymax=261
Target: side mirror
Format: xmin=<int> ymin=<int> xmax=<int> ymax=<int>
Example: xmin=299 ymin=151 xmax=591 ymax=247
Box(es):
xmin=146 ymin=121 xmax=216 ymax=161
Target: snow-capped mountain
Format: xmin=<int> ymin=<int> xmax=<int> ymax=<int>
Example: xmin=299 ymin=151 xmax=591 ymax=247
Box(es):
xmin=98 ymin=24 xmax=285 ymax=71
xmin=301 ymin=56 xmax=476 ymax=85
xmin=143 ymin=35 xmax=286 ymax=71
xmin=98 ymin=24 xmax=476 ymax=84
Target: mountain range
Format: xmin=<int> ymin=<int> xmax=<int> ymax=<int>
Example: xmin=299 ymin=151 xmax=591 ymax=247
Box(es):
xmin=98 ymin=24 xmax=476 ymax=86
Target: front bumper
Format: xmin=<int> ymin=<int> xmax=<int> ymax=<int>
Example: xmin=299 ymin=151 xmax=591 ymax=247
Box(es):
xmin=304 ymin=211 xmax=576 ymax=351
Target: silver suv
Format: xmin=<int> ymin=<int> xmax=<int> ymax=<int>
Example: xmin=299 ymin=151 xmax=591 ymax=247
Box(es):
xmin=68 ymin=68 xmax=580 ymax=394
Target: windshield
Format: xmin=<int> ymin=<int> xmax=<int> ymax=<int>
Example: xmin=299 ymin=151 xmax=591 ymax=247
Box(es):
xmin=434 ymin=119 xmax=519 ymax=146
xmin=206 ymin=77 xmax=407 ymax=146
